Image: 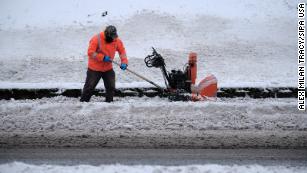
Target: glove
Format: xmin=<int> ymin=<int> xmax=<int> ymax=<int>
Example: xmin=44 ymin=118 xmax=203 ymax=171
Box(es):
xmin=103 ymin=56 xmax=111 ymax=62
xmin=120 ymin=63 xmax=127 ymax=70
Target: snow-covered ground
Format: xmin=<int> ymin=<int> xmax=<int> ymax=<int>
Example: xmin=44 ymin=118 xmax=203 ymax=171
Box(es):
xmin=0 ymin=0 xmax=299 ymax=88
xmin=0 ymin=162 xmax=306 ymax=173
xmin=1 ymin=97 xmax=306 ymax=148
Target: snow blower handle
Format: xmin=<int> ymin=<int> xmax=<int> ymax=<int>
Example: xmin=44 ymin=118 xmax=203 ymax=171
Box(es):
xmin=111 ymin=60 xmax=164 ymax=91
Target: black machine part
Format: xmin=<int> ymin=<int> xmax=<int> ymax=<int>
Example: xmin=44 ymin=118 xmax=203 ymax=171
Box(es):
xmin=144 ymin=47 xmax=191 ymax=92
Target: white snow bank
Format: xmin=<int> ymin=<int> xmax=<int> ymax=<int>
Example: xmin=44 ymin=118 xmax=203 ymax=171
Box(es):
xmin=0 ymin=81 xmax=161 ymax=89
xmin=0 ymin=162 xmax=306 ymax=173
xmin=0 ymin=80 xmax=295 ymax=89
xmin=1 ymin=97 xmax=306 ymax=132
xmin=0 ymin=0 xmax=295 ymax=30
xmin=0 ymin=97 xmax=306 ymax=148
xmin=0 ymin=0 xmax=299 ymax=88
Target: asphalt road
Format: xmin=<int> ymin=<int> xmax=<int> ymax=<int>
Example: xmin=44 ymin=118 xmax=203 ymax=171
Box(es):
xmin=0 ymin=148 xmax=306 ymax=166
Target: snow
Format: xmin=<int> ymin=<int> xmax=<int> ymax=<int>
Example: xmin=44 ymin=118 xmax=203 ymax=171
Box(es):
xmin=0 ymin=97 xmax=306 ymax=148
xmin=0 ymin=0 xmax=299 ymax=88
xmin=0 ymin=162 xmax=306 ymax=173
xmin=0 ymin=0 xmax=294 ymax=29
xmin=0 ymin=2 xmax=305 ymax=172
xmin=0 ymin=81 xmax=161 ymax=89
xmin=0 ymin=81 xmax=295 ymax=89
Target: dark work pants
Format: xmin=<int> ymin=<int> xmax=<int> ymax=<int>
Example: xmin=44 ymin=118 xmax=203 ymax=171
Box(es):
xmin=80 ymin=68 xmax=115 ymax=102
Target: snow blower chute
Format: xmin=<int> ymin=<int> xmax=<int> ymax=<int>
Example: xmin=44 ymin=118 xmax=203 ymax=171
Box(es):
xmin=113 ymin=47 xmax=218 ymax=101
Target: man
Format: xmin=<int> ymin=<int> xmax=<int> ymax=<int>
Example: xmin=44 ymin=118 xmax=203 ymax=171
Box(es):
xmin=80 ymin=25 xmax=128 ymax=102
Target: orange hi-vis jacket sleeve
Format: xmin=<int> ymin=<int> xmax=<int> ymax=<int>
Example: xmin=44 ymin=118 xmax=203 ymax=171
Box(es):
xmin=87 ymin=32 xmax=128 ymax=72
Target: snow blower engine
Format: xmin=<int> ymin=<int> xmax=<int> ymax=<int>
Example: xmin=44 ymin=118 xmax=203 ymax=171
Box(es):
xmin=144 ymin=47 xmax=218 ymax=101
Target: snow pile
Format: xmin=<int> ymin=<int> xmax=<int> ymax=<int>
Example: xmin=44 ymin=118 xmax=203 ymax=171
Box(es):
xmin=0 ymin=162 xmax=306 ymax=173
xmin=0 ymin=0 xmax=298 ymax=88
xmin=0 ymin=0 xmax=294 ymax=29
xmin=1 ymin=97 xmax=306 ymax=132
xmin=0 ymin=81 xmax=160 ymax=89
xmin=0 ymin=97 xmax=306 ymax=148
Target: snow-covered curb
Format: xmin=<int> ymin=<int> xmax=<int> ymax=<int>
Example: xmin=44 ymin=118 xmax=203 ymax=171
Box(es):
xmin=0 ymin=82 xmax=158 ymax=90
xmin=0 ymin=82 xmax=296 ymax=89
xmin=0 ymin=162 xmax=306 ymax=173
xmin=0 ymin=97 xmax=306 ymax=148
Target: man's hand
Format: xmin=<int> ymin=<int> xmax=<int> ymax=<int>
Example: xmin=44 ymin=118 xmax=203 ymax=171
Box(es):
xmin=120 ymin=63 xmax=127 ymax=70
xmin=103 ymin=56 xmax=111 ymax=62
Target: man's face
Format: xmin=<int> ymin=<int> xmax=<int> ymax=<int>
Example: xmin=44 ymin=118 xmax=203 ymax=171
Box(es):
xmin=105 ymin=26 xmax=118 ymax=43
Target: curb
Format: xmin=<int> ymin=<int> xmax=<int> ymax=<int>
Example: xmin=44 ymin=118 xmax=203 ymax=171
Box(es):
xmin=0 ymin=87 xmax=302 ymax=100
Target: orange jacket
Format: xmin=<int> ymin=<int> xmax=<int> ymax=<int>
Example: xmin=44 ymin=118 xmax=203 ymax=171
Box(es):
xmin=87 ymin=32 xmax=128 ymax=72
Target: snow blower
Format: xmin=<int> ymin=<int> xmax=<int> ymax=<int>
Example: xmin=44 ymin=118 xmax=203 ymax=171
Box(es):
xmin=144 ymin=47 xmax=217 ymax=101
xmin=113 ymin=47 xmax=218 ymax=101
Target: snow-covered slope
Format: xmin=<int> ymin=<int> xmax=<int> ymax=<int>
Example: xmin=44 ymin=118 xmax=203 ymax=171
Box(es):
xmin=1 ymin=97 xmax=306 ymax=148
xmin=1 ymin=162 xmax=306 ymax=173
xmin=0 ymin=0 xmax=298 ymax=88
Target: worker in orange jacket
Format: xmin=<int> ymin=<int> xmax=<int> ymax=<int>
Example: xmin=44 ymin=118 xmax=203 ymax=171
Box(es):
xmin=80 ymin=25 xmax=128 ymax=102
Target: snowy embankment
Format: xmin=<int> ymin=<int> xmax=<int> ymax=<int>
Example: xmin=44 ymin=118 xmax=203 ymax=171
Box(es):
xmin=0 ymin=97 xmax=306 ymax=148
xmin=0 ymin=0 xmax=298 ymax=88
xmin=0 ymin=162 xmax=306 ymax=173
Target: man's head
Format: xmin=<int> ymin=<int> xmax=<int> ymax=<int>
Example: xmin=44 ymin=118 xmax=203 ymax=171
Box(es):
xmin=104 ymin=25 xmax=118 ymax=43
